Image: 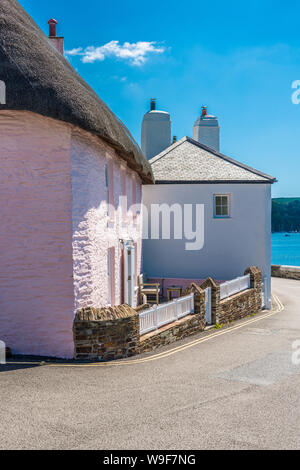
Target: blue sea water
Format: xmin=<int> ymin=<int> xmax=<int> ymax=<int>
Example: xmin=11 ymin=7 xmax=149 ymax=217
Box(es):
xmin=272 ymin=232 xmax=300 ymax=267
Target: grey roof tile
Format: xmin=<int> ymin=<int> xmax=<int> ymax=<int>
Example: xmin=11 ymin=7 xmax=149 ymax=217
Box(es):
xmin=150 ymin=137 xmax=276 ymax=184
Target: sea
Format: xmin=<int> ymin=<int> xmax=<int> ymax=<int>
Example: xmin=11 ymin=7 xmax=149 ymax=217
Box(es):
xmin=272 ymin=232 xmax=300 ymax=267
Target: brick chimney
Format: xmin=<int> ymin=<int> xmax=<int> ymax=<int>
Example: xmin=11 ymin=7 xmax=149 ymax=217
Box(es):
xmin=172 ymin=136 xmax=177 ymax=144
xmin=48 ymin=19 xmax=64 ymax=55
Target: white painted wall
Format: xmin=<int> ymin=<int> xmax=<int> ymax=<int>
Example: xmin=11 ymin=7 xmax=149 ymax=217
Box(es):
xmin=193 ymin=116 xmax=220 ymax=151
xmin=70 ymin=127 xmax=143 ymax=312
xmin=143 ymin=183 xmax=272 ymax=308
xmin=193 ymin=125 xmax=220 ymax=152
xmin=0 ymin=111 xmax=144 ymax=358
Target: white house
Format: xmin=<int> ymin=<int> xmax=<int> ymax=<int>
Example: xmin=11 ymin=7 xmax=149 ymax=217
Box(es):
xmin=142 ymin=105 xmax=276 ymax=309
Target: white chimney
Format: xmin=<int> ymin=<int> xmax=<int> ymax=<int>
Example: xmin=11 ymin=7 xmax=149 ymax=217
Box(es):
xmin=193 ymin=106 xmax=220 ymax=152
xmin=141 ymin=99 xmax=171 ymax=160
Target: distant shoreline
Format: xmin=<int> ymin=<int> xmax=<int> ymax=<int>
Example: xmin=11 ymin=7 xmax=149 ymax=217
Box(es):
xmin=272 ymin=198 xmax=300 ymax=233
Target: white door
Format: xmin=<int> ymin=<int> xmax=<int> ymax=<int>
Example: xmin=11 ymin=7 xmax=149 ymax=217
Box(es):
xmin=205 ymin=287 xmax=212 ymax=325
xmin=124 ymin=243 xmax=135 ymax=307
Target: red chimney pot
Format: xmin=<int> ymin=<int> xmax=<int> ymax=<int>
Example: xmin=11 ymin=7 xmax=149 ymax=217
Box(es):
xmin=48 ymin=18 xmax=58 ymax=37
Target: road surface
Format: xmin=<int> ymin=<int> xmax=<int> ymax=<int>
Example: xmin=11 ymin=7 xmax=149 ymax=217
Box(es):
xmin=0 ymin=277 xmax=299 ymax=450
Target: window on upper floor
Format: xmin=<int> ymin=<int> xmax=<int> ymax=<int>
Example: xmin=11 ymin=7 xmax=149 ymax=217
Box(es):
xmin=214 ymin=194 xmax=231 ymax=218
xmin=107 ymin=246 xmax=115 ymax=306
xmin=105 ymin=162 xmax=110 ymax=217
xmin=105 ymin=159 xmax=115 ymax=223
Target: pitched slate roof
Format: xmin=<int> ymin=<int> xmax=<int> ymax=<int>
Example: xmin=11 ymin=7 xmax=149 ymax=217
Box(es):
xmin=0 ymin=0 xmax=153 ymax=183
xmin=150 ymin=137 xmax=276 ymax=184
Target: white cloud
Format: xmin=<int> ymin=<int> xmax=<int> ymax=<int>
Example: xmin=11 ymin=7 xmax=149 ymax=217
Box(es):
xmin=65 ymin=47 xmax=84 ymax=56
xmin=66 ymin=41 xmax=165 ymax=66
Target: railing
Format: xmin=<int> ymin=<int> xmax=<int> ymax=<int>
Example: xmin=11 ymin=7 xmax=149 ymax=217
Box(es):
xmin=220 ymin=274 xmax=251 ymax=300
xmin=139 ymin=294 xmax=194 ymax=335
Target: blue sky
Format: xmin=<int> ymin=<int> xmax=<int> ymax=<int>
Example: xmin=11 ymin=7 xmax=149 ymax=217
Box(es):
xmin=20 ymin=0 xmax=300 ymax=197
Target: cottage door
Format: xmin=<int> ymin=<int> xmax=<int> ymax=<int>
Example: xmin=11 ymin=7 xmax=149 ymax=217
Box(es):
xmin=124 ymin=243 xmax=135 ymax=307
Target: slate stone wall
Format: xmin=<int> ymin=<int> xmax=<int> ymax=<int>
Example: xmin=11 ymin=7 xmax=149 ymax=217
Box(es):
xmin=73 ymin=305 xmax=139 ymax=361
xmin=73 ymin=267 xmax=262 ymax=361
xmin=199 ymin=266 xmax=262 ymax=326
xmin=271 ymin=265 xmax=300 ymax=281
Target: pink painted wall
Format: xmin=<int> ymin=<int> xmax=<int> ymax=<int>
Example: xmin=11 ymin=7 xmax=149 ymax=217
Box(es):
xmin=0 ymin=111 xmax=74 ymax=358
xmin=0 ymin=111 xmax=144 ymax=358
xmin=70 ymin=128 xmax=143 ymax=311
xmin=49 ymin=37 xmax=64 ymax=55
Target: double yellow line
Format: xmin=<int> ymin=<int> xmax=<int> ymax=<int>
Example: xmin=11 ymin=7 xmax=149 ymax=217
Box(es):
xmin=6 ymin=294 xmax=284 ymax=369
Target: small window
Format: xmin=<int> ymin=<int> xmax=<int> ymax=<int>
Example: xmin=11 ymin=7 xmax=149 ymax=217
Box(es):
xmin=214 ymin=194 xmax=230 ymax=218
xmin=105 ymin=162 xmax=110 ymax=217
xmin=107 ymin=248 xmax=111 ymax=305
xmin=107 ymin=247 xmax=115 ymax=305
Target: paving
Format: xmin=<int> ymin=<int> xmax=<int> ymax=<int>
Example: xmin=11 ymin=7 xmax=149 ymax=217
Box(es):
xmin=0 ymin=277 xmax=300 ymax=450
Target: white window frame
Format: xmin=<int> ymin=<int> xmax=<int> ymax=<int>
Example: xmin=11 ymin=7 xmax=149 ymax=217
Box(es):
xmin=213 ymin=194 xmax=231 ymax=218
xmin=107 ymin=248 xmax=111 ymax=306
xmin=105 ymin=162 xmax=110 ymax=218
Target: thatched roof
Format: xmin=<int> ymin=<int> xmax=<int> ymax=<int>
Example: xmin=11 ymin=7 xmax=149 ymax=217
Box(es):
xmin=0 ymin=0 xmax=153 ymax=183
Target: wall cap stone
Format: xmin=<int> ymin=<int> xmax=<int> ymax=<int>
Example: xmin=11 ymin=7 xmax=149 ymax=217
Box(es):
xmin=75 ymin=304 xmax=138 ymax=322
xmin=199 ymin=277 xmax=220 ymax=290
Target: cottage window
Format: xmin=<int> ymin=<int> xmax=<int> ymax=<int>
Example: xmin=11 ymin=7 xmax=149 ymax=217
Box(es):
xmin=132 ymin=176 xmax=137 ymax=223
xmin=214 ymin=194 xmax=231 ymax=218
xmin=105 ymin=159 xmax=115 ymax=222
xmin=107 ymin=247 xmax=115 ymax=305
xmin=105 ymin=162 xmax=110 ymax=216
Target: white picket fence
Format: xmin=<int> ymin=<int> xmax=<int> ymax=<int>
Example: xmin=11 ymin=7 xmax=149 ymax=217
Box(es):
xmin=139 ymin=293 xmax=194 ymax=335
xmin=220 ymin=274 xmax=251 ymax=300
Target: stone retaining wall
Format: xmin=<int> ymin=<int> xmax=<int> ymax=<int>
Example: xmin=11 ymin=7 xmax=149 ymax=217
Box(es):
xmin=200 ymin=266 xmax=262 ymax=326
xmin=73 ymin=305 xmax=139 ymax=361
xmin=139 ymin=283 xmax=206 ymax=353
xmin=139 ymin=313 xmax=205 ymax=354
xmin=73 ymin=267 xmax=262 ymax=361
xmin=271 ymin=265 xmax=300 ymax=281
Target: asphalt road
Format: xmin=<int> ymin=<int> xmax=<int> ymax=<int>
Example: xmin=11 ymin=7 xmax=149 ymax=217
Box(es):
xmin=1 ymin=277 xmax=300 ymax=450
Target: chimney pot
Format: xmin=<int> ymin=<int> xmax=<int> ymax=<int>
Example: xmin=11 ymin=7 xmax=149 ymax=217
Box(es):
xmin=150 ymin=98 xmax=156 ymax=111
xmin=201 ymin=106 xmax=208 ymax=117
xmin=48 ymin=18 xmax=58 ymax=37
xmin=172 ymin=136 xmax=177 ymax=144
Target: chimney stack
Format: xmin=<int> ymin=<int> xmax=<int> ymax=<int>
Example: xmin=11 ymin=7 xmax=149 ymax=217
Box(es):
xmin=141 ymin=99 xmax=171 ymax=160
xmin=193 ymin=107 xmax=220 ymax=151
xmin=48 ymin=19 xmax=64 ymax=55
xmin=172 ymin=136 xmax=177 ymax=144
